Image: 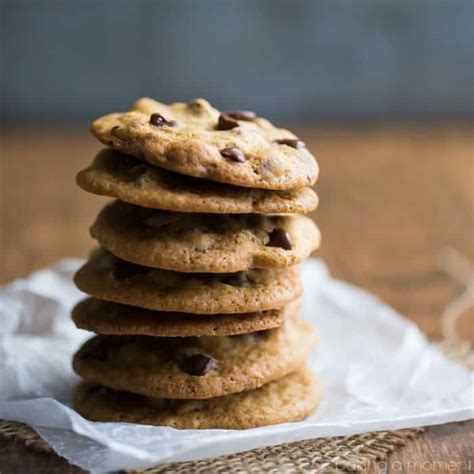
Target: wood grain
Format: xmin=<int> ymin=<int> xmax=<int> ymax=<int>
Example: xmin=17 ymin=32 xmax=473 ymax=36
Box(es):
xmin=0 ymin=124 xmax=473 ymax=472
xmin=385 ymin=421 xmax=474 ymax=473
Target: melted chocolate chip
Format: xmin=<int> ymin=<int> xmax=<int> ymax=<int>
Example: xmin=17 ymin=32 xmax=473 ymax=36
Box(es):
xmin=217 ymin=113 xmax=239 ymax=130
xmin=274 ymin=138 xmax=305 ymax=149
xmin=149 ymin=113 xmax=177 ymax=127
xmin=112 ymin=261 xmax=151 ymax=281
xmin=223 ymin=110 xmax=256 ymax=121
xmin=220 ymin=147 xmax=246 ymax=163
xmin=266 ymin=228 xmax=292 ymax=250
xmin=79 ymin=345 xmax=108 ymax=361
xmin=221 ymin=272 xmax=251 ymax=287
xmin=180 ymin=354 xmax=218 ymax=376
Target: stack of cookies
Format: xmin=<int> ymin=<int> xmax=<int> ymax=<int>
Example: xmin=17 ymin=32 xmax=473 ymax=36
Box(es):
xmin=71 ymin=98 xmax=322 ymax=429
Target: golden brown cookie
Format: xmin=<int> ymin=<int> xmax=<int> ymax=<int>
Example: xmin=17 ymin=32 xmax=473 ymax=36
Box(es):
xmin=90 ymin=201 xmax=320 ymax=273
xmin=77 ymin=149 xmax=319 ymax=214
xmin=91 ymin=98 xmax=318 ymax=190
xmin=72 ymin=316 xmax=317 ymax=399
xmin=72 ymin=297 xmax=299 ymax=337
xmin=73 ymin=368 xmax=322 ymax=429
xmin=74 ymin=249 xmax=302 ymax=314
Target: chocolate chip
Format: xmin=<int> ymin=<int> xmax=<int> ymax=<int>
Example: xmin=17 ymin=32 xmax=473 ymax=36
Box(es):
xmin=217 ymin=113 xmax=239 ymax=130
xmin=79 ymin=345 xmax=108 ymax=361
xmin=222 ymin=272 xmax=251 ymax=287
xmin=180 ymin=354 xmax=218 ymax=376
xmin=112 ymin=261 xmax=150 ymax=281
xmin=220 ymin=147 xmax=246 ymax=163
xmin=266 ymin=228 xmax=292 ymax=250
xmin=223 ymin=110 xmax=256 ymax=121
xmin=149 ymin=113 xmax=177 ymax=127
xmin=274 ymin=138 xmax=305 ymax=149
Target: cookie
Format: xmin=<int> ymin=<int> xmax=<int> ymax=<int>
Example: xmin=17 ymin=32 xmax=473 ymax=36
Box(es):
xmin=91 ymin=98 xmax=318 ymax=190
xmin=90 ymin=201 xmax=320 ymax=273
xmin=72 ymin=316 xmax=317 ymax=399
xmin=77 ymin=149 xmax=319 ymax=214
xmin=73 ymin=368 xmax=322 ymax=429
xmin=74 ymin=249 xmax=302 ymax=314
xmin=72 ymin=297 xmax=299 ymax=337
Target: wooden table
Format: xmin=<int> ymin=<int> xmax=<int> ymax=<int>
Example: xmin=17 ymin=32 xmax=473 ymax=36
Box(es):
xmin=1 ymin=124 xmax=472 ymax=472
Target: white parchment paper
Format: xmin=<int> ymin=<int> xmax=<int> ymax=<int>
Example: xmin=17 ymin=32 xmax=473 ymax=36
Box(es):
xmin=0 ymin=259 xmax=472 ymax=472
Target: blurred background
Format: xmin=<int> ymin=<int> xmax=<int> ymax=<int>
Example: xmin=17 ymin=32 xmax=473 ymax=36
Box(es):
xmin=1 ymin=0 xmax=473 ymax=125
xmin=1 ymin=0 xmax=473 ymax=338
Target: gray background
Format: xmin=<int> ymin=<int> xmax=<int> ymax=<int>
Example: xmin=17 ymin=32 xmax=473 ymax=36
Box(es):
xmin=1 ymin=0 xmax=473 ymax=125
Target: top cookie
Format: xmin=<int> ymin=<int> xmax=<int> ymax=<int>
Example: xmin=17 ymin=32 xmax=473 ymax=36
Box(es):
xmin=91 ymin=98 xmax=318 ymax=190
